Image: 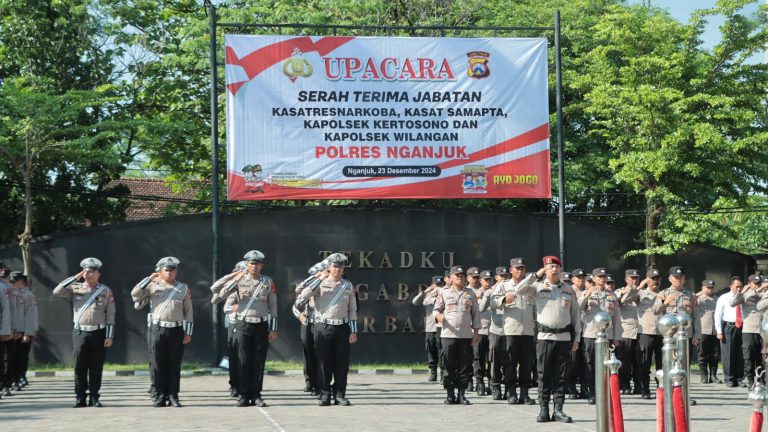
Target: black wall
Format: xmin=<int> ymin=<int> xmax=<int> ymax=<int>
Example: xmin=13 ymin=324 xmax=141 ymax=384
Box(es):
xmin=0 ymin=208 xmax=753 ymax=365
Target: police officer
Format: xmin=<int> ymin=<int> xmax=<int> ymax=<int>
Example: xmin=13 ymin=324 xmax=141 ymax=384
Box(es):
xmin=652 ymin=266 xmax=702 ymax=356
xmin=471 ymin=267 xmax=492 ymax=396
xmin=579 ymin=268 xmax=621 ymax=405
xmin=53 ymin=258 xmax=113 ymax=407
xmin=0 ymin=264 xmax=9 ymax=400
xmin=492 ymin=258 xmax=537 ymax=405
xmin=131 ymin=257 xmax=193 ymax=407
xmin=210 ymin=260 xmax=247 ymax=398
xmin=483 ymin=267 xmax=507 ymax=400
xmin=8 ymin=272 xmax=37 ymax=393
xmin=516 ymin=256 xmax=580 ymax=423
xmin=696 ymin=279 xmax=720 ymax=383
xmin=635 ymin=269 xmax=663 ymax=398
xmin=1 ymin=267 xmax=18 ymax=397
xmin=733 ymin=274 xmax=762 ymax=388
xmin=297 ymin=253 xmax=358 ymax=406
xmin=433 ymin=265 xmax=480 ymax=405
xmin=565 ymin=268 xmax=587 ymax=399
xmin=293 ymin=264 xmax=321 ymax=395
xmin=212 ymin=251 xmax=278 ymax=407
xmin=412 ymin=275 xmax=444 ymax=382
xmin=615 ymin=269 xmax=642 ymax=394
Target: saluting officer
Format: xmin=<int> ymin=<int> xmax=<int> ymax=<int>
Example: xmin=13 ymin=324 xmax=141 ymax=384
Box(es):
xmin=579 ymin=268 xmax=621 ymax=405
xmin=635 ymin=269 xmax=663 ymax=398
xmin=472 ymin=268 xmax=492 ymax=396
xmin=565 ymin=268 xmax=587 ymax=399
xmin=53 ymin=258 xmax=115 ymax=408
xmin=212 ymin=250 xmax=278 ymax=407
xmin=297 ymin=253 xmax=358 ymax=406
xmin=733 ymin=274 xmax=763 ymax=388
xmin=210 ymin=260 xmax=247 ymax=398
xmin=292 ymin=264 xmax=321 ymax=395
xmin=483 ymin=267 xmax=507 ymax=400
xmin=696 ymin=279 xmax=720 ymax=383
xmin=491 ymin=258 xmax=537 ymax=405
xmin=615 ymin=269 xmax=642 ymax=395
xmin=652 ymin=266 xmax=701 ymax=345
xmin=433 ymin=265 xmax=480 ymax=405
xmin=8 ymin=272 xmax=37 ymax=392
xmin=412 ymin=275 xmax=445 ymax=382
xmin=0 ymin=264 xmax=10 ymax=400
xmin=516 ymin=256 xmax=581 ymax=423
xmin=132 ymin=257 xmax=193 ymax=408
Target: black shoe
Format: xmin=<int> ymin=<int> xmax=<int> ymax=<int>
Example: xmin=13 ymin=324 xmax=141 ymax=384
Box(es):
xmin=12 ymin=382 xmax=22 ymax=391
xmin=587 ymin=397 xmax=596 ymax=405
xmin=237 ymin=398 xmax=250 ymax=407
xmin=169 ymin=395 xmax=182 ymax=407
xmin=73 ymin=398 xmax=87 ymax=408
xmin=153 ymin=397 xmax=168 ymax=407
xmin=507 ymin=395 xmax=518 ymax=405
xmin=458 ymin=390 xmax=470 ymax=405
xmin=537 ymin=406 xmax=551 ymax=422
xmin=303 ymin=384 xmax=313 ymax=392
xmin=552 ymin=406 xmax=573 ymax=423
xmin=89 ymin=397 xmax=103 ymax=408
xmin=520 ymin=389 xmax=536 ymax=405
xmin=428 ymin=370 xmax=437 ymax=382
xmin=338 ymin=397 xmax=351 ymax=406
xmin=20 ymin=377 xmax=28 ymax=387
xmin=632 ymin=387 xmax=642 ymax=395
xmin=468 ymin=381 xmax=474 ymax=392
xmin=319 ymin=398 xmax=331 ymax=406
xmin=445 ymin=388 xmax=457 ymax=405
xmin=726 ymin=381 xmax=738 ymax=388
xmin=568 ymin=393 xmax=578 ymax=399
xmin=476 ymin=380 xmax=486 ymax=397
xmin=578 ymin=391 xmax=589 ymax=400
xmin=641 ymin=392 xmax=651 ymax=400
xmin=711 ymin=373 xmax=722 ymax=384
xmin=491 ymin=386 xmax=502 ymax=400
xmin=2 ymin=387 xmax=12 ymax=397
xmin=253 ymin=397 xmax=266 ymax=407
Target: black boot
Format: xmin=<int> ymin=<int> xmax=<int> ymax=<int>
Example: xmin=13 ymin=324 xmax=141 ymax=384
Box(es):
xmin=699 ymin=363 xmax=709 ymax=383
xmin=468 ymin=380 xmax=474 ymax=392
xmin=520 ymin=387 xmax=536 ymax=405
xmin=428 ymin=369 xmax=437 ymax=382
xmin=536 ymin=402 xmax=551 ymax=422
xmin=491 ymin=385 xmax=502 ymax=400
xmin=444 ymin=387 xmax=457 ymax=405
xmin=73 ymin=396 xmax=87 ymax=408
xmin=552 ymin=404 xmax=573 ymax=423
xmin=507 ymin=387 xmax=518 ymax=405
xmin=169 ymin=394 xmax=182 ymax=407
xmin=476 ymin=377 xmax=486 ymax=397
xmin=458 ymin=389 xmax=471 ymax=405
xmin=710 ymin=369 xmax=722 ymax=384
xmin=89 ymin=395 xmax=103 ymax=407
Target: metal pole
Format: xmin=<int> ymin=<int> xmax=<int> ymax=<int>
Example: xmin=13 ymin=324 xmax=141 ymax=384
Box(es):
xmin=676 ymin=312 xmax=692 ymax=426
xmin=761 ymin=320 xmax=768 ymax=380
xmin=659 ymin=314 xmax=679 ymax=432
xmin=594 ymin=312 xmax=612 ymax=432
xmin=208 ymin=1 xmax=221 ymax=367
xmin=554 ymin=11 xmax=566 ymax=267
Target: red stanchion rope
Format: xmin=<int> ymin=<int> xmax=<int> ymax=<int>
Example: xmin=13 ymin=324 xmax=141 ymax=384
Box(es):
xmin=656 ymin=387 xmax=664 ymax=432
xmin=750 ymin=411 xmax=763 ymax=432
xmin=610 ymin=374 xmax=625 ymax=432
xmin=673 ymin=386 xmax=688 ymax=432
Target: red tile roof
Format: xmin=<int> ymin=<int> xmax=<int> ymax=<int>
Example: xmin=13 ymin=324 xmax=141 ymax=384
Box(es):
xmin=105 ymin=177 xmax=204 ymax=221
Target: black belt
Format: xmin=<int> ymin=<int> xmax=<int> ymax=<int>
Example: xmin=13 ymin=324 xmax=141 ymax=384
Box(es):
xmin=537 ymin=324 xmax=573 ymax=334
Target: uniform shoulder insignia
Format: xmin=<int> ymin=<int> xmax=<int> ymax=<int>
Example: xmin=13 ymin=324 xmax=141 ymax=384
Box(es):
xmin=271 ymin=282 xmax=277 ymax=294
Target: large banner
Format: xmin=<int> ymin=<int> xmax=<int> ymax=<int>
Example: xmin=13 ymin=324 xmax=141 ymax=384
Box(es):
xmin=225 ymin=35 xmax=551 ymax=200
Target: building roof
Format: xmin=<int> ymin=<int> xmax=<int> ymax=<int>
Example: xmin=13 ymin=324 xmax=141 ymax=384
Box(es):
xmin=105 ymin=177 xmax=202 ymax=221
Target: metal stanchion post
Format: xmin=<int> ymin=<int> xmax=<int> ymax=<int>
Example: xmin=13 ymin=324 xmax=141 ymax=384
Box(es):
xmin=676 ymin=312 xmax=694 ymax=418
xmin=748 ymin=374 xmax=767 ymax=431
xmin=594 ymin=311 xmax=612 ymax=432
xmin=761 ymin=321 xmax=768 ymax=378
xmin=659 ymin=314 xmax=680 ymax=432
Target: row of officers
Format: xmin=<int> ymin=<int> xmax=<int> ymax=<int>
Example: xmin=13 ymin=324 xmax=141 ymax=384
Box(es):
xmin=0 ymin=250 xmax=358 ymax=410
xmin=412 ymin=256 xmax=766 ymax=423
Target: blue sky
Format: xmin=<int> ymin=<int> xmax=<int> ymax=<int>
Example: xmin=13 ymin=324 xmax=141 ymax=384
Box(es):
xmin=630 ymin=0 xmax=762 ymax=48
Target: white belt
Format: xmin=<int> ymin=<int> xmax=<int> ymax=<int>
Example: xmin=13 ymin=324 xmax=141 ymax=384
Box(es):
xmin=153 ymin=320 xmax=182 ymax=328
xmin=74 ymin=324 xmax=105 ymax=331
xmin=318 ymin=318 xmax=348 ymax=325
xmin=240 ymin=316 xmax=268 ymax=324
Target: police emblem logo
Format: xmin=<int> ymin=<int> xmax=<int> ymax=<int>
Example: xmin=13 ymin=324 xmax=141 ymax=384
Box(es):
xmin=466 ymin=51 xmax=490 ymax=79
xmin=283 ymin=48 xmax=313 ymax=83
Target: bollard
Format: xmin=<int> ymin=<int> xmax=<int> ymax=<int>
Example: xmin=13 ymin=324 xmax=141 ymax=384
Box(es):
xmin=748 ymin=374 xmax=767 ymax=432
xmin=658 ymin=314 xmax=680 ymax=432
xmin=605 ymin=350 xmax=624 ymax=432
xmin=656 ymin=370 xmax=665 ymax=432
xmin=594 ymin=311 xmax=613 ymax=432
xmin=761 ymin=321 xmax=768 ymax=380
xmin=675 ymin=312 xmax=694 ymax=418
xmin=669 ymin=360 xmax=688 ymax=432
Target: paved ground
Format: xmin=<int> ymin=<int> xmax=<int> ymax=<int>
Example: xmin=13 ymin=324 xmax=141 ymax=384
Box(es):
xmin=0 ymin=374 xmax=756 ymax=431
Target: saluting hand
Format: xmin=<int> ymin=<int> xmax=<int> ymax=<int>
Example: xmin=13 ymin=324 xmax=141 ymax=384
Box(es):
xmin=149 ymin=272 xmax=161 ymax=281
xmin=75 ymin=270 xmax=87 ymax=281
xmin=104 ymin=338 xmax=113 ymax=348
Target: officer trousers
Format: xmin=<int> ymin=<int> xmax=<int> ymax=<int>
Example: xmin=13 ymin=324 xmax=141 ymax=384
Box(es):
xmin=618 ymin=337 xmax=641 ymax=391
xmin=441 ymin=337 xmax=473 ymax=390
xmin=505 ymin=335 xmax=534 ymax=391
xmin=73 ymin=328 xmax=106 ymax=398
xmin=0 ymin=338 xmax=11 ymax=388
xmin=9 ymin=338 xmax=27 ymax=384
xmin=237 ymin=320 xmax=269 ymax=400
xmin=314 ymin=323 xmax=351 ymax=399
xmin=227 ymin=322 xmax=240 ymax=390
xmin=582 ymin=337 xmax=597 ymax=395
xmin=473 ymin=333 xmax=489 ymax=380
xmin=721 ymin=322 xmax=743 ymax=385
xmin=566 ymin=336 xmax=584 ymax=394
xmin=488 ymin=332 xmax=505 ymax=387
xmin=151 ymin=325 xmax=184 ymax=398
xmin=425 ymin=331 xmax=441 ymax=372
xmin=698 ymin=334 xmax=720 ymax=377
xmin=637 ymin=334 xmax=663 ymax=393
xmin=301 ymin=322 xmax=317 ymax=390
xmin=743 ymin=332 xmax=762 ymax=383
xmin=536 ymin=339 xmax=570 ymax=405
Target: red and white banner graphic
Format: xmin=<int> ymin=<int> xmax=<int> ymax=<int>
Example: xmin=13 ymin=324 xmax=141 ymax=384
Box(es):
xmin=225 ymin=35 xmax=551 ymax=200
